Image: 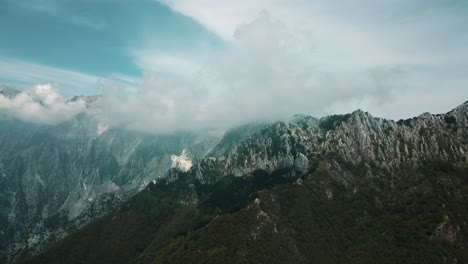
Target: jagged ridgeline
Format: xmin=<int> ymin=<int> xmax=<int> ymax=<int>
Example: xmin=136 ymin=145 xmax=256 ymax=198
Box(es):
xmin=2 ymin=86 xmax=468 ymax=263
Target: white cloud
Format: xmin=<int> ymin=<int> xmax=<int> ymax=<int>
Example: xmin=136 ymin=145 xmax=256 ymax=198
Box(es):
xmin=132 ymin=51 xmax=201 ymax=78
xmin=0 ymin=84 xmax=86 ymax=124
xmin=159 ymin=0 xmax=468 ymax=69
xmin=149 ymin=1 xmax=468 ymax=121
xmin=2 ymin=3 xmax=467 ymax=130
xmin=97 ymin=13 xmax=435 ymax=133
xmin=157 ymin=0 xmax=270 ymax=41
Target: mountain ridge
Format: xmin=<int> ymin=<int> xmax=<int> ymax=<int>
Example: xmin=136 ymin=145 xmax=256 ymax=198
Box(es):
xmin=17 ymin=100 xmax=468 ymax=264
xmin=1 ymin=87 xmax=468 ymax=263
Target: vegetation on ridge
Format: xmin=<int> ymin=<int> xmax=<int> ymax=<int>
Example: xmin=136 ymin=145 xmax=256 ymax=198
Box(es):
xmin=22 ymin=159 xmax=468 ymax=264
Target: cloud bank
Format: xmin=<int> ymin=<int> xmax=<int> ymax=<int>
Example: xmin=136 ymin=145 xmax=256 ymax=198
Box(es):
xmin=2 ymin=8 xmax=467 ymax=133
xmin=98 ymin=13 xmax=409 ymax=133
xmin=0 ymin=84 xmax=86 ymax=124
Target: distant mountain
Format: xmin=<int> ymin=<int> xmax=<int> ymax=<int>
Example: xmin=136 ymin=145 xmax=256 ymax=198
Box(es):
xmin=0 ymin=85 xmax=21 ymax=98
xmin=16 ymin=101 xmax=468 ymax=264
xmin=0 ymin=88 xmax=222 ymax=263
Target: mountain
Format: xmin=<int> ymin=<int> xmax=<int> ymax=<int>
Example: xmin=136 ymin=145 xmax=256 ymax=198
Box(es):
xmin=0 ymin=85 xmax=21 ymax=98
xmin=0 ymin=88 xmax=222 ymax=263
xmin=17 ymin=101 xmax=468 ymax=264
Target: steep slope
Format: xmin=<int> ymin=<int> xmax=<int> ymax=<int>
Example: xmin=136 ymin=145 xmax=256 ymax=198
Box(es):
xmin=143 ymin=161 xmax=468 ymax=264
xmin=0 ymin=89 xmax=222 ymax=263
xmin=206 ymin=122 xmax=269 ymax=157
xmin=221 ymin=104 xmax=468 ymax=177
xmin=21 ymin=101 xmax=468 ymax=264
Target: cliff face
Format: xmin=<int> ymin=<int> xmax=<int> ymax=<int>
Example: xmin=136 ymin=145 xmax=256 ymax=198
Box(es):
xmin=194 ymin=102 xmax=468 ymax=182
xmin=0 ymin=105 xmax=220 ymax=263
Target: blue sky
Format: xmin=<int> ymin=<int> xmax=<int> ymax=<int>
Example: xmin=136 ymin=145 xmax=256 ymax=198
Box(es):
xmin=0 ymin=0 xmax=223 ymax=95
xmin=0 ymin=0 xmax=468 ymax=130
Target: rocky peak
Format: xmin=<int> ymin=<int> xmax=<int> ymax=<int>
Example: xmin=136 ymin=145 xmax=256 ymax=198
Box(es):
xmin=207 ymin=122 xmax=268 ymax=157
xmin=0 ymin=85 xmax=21 ymax=99
xmin=68 ymin=94 xmax=102 ymax=108
xmin=198 ymin=101 xmax=468 ymax=179
xmin=446 ymin=101 xmax=468 ymax=125
xmin=350 ymin=108 xmax=368 ymax=117
xmin=290 ymin=114 xmax=319 ymax=129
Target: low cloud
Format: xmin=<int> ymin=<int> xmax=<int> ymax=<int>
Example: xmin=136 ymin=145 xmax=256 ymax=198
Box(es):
xmin=2 ymin=12 xmax=466 ymax=132
xmin=0 ymin=84 xmax=86 ymax=124
xmin=97 ymin=13 xmax=407 ymax=133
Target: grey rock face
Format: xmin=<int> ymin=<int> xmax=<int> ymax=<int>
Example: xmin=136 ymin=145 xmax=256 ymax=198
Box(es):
xmin=193 ymin=102 xmax=468 ymax=185
xmin=0 ymin=92 xmax=221 ymax=263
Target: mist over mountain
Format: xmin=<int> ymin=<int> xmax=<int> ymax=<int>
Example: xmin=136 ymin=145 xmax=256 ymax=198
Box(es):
xmin=2 ymin=12 xmax=467 ymax=133
xmin=0 ymin=87 xmax=224 ymax=262
xmin=1 ymin=1 xmax=468 ymax=263
xmin=1 ymin=84 xmax=467 ymax=263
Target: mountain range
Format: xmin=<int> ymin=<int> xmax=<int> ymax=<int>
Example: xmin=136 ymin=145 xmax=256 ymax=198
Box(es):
xmin=1 ymin=85 xmax=467 ymax=263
